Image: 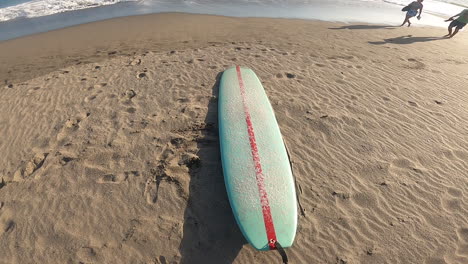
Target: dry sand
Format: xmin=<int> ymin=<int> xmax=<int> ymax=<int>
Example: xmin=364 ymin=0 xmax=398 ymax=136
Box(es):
xmin=1 ymin=13 xmax=468 ymax=264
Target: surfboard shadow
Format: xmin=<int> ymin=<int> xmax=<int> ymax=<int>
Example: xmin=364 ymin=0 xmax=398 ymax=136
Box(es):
xmin=179 ymin=72 xmax=246 ymax=264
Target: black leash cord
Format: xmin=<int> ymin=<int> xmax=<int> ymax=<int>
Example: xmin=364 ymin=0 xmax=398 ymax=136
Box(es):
xmin=274 ymin=241 xmax=289 ymax=264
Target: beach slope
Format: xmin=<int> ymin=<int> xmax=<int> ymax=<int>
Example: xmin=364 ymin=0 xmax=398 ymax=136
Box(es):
xmin=1 ymin=13 xmax=468 ymax=264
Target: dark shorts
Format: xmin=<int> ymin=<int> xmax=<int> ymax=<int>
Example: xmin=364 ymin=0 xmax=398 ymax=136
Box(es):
xmin=450 ymin=20 xmax=467 ymax=29
xmin=407 ymin=10 xmax=418 ymax=17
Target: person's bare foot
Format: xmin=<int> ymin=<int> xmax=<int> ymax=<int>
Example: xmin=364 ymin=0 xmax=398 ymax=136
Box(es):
xmin=408 ymin=22 xmax=411 ymax=27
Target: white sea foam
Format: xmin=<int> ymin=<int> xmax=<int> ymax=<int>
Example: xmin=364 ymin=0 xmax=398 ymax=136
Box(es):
xmin=0 ymin=0 xmax=139 ymax=22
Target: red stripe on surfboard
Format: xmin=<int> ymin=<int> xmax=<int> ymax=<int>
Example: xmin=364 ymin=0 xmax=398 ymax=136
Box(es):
xmin=236 ymin=65 xmax=278 ymax=250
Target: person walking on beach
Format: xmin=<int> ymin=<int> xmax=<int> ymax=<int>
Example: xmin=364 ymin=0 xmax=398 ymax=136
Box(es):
xmin=401 ymin=0 xmax=424 ymax=27
xmin=444 ymin=9 xmax=468 ymax=38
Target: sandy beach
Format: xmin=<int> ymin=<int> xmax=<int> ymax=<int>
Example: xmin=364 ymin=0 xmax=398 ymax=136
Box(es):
xmin=1 ymin=13 xmax=468 ymax=264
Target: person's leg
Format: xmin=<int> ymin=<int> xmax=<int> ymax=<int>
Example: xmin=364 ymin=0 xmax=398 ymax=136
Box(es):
xmin=449 ymin=22 xmax=466 ymax=38
xmin=449 ymin=27 xmax=460 ymax=38
xmin=445 ymin=20 xmax=457 ymax=36
xmin=401 ymin=15 xmax=410 ymax=27
xmin=445 ymin=24 xmax=454 ymax=37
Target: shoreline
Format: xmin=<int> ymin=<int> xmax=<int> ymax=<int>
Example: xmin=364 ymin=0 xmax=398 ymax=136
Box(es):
xmin=0 ymin=0 xmax=455 ymax=41
xmin=1 ymin=12 xmax=461 ymax=85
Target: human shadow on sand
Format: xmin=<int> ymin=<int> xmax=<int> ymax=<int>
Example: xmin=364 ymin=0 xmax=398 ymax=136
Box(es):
xmin=179 ymin=72 xmax=246 ymax=264
xmin=329 ymin=24 xmax=397 ymax=30
xmin=369 ymin=35 xmax=445 ymax=45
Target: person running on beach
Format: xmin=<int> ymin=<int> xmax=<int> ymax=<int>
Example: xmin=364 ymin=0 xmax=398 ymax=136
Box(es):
xmin=444 ymin=9 xmax=468 ymax=38
xmin=401 ymin=0 xmax=424 ymax=27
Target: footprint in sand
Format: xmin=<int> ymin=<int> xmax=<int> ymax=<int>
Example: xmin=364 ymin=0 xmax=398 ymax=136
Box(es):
xmin=144 ymin=164 xmax=168 ymax=205
xmin=59 ymin=156 xmax=75 ymax=166
xmin=84 ymin=95 xmax=97 ymax=102
xmin=455 ymin=228 xmax=468 ymax=257
xmin=1 ymin=219 xmax=15 ymax=234
xmin=453 ymin=150 xmax=468 ymax=161
xmin=77 ymin=247 xmax=99 ymax=263
xmin=126 ymin=107 xmax=137 ymax=114
xmin=442 ymin=186 xmax=465 ymax=213
xmin=286 ymin=73 xmax=296 ymax=79
xmin=92 ymin=83 xmax=107 ymax=89
xmin=13 ymin=153 xmax=48 ymax=182
xmin=424 ymin=255 xmax=447 ymax=264
xmin=445 ymin=58 xmax=464 ymax=65
xmin=0 ymin=207 xmax=15 ymax=235
xmin=391 ymin=158 xmax=415 ymax=169
xmin=144 ymin=145 xmax=190 ymax=204
xmin=57 ymin=112 xmax=90 ymax=142
xmin=97 ymin=173 xmax=127 ymax=184
xmin=158 ymin=256 xmax=168 ymax=264
xmin=88 ymin=164 xmax=138 ymax=184
xmin=122 ymin=219 xmax=141 ymax=242
xmin=406 ymin=58 xmax=425 ymax=70
xmin=162 ymin=79 xmax=174 ymax=90
xmin=129 ymin=58 xmax=141 ymax=66
xmin=180 ymin=106 xmax=200 ymax=119
xmin=122 ymin=90 xmax=136 ymax=101
xmin=447 ymin=187 xmax=463 ymax=198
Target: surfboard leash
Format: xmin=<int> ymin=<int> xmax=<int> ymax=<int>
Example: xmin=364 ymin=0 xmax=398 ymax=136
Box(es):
xmin=274 ymin=240 xmax=289 ymax=264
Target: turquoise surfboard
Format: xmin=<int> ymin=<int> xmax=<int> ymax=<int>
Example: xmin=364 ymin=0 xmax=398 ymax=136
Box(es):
xmin=218 ymin=66 xmax=297 ymax=251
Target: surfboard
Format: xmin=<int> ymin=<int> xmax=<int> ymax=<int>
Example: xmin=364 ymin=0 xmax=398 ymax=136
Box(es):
xmin=218 ymin=66 xmax=297 ymax=251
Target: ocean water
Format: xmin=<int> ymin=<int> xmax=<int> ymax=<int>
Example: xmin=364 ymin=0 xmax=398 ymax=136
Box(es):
xmin=0 ymin=0 xmax=466 ymax=40
xmin=0 ymin=0 xmax=466 ymax=22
